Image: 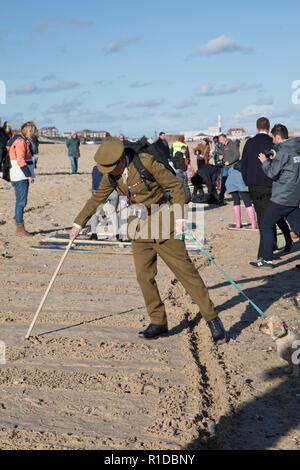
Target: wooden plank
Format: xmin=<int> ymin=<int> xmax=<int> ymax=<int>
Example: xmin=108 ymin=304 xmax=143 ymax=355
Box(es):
xmin=30 ymin=246 xmax=132 ymax=255
xmin=41 ymin=238 xmax=131 ymax=246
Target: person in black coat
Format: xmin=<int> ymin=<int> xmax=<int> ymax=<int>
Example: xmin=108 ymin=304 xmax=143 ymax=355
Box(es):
xmin=191 ymin=164 xmax=220 ymax=204
xmin=156 ymin=132 xmax=170 ymax=163
xmin=241 ymin=117 xmax=292 ymax=263
xmin=0 ymin=124 xmax=11 ymax=181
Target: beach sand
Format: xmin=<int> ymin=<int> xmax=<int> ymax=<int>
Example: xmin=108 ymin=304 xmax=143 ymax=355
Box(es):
xmin=0 ymin=143 xmax=300 ymax=449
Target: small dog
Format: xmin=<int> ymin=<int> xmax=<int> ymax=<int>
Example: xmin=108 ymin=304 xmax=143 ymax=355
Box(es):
xmin=260 ymin=315 xmax=300 ymax=378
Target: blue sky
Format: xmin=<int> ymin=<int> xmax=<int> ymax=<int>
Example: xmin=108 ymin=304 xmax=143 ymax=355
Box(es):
xmin=0 ymin=0 xmax=300 ymax=137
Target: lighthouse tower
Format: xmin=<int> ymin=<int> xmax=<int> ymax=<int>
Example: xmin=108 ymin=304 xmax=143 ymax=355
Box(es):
xmin=218 ymin=114 xmax=222 ymax=133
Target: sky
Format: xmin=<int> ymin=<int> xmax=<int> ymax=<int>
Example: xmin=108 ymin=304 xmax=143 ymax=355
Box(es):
xmin=0 ymin=0 xmax=300 ymax=138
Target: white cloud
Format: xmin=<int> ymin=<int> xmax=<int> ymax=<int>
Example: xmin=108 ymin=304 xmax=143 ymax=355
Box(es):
xmin=46 ymin=98 xmax=83 ymax=115
xmin=31 ymin=16 xmax=93 ymax=38
xmin=255 ymin=97 xmax=274 ymax=106
xmin=41 ymin=74 xmax=56 ymax=82
xmin=129 ymin=81 xmax=151 ymax=88
xmin=95 ymin=80 xmax=114 ymax=87
xmin=174 ymin=98 xmax=198 ymax=109
xmin=192 ymin=34 xmax=253 ymax=57
xmin=70 ymin=110 xmax=137 ymax=124
xmin=106 ymin=101 xmax=125 ymax=108
xmin=196 ymin=82 xmax=248 ymax=96
xmin=15 ymin=84 xmax=40 ymax=95
xmin=234 ymin=104 xmax=275 ymax=120
xmin=14 ymin=80 xmax=80 ymax=95
xmin=31 ymin=17 xmax=56 ymax=38
xmin=44 ymin=81 xmax=79 ymax=92
xmin=104 ymin=37 xmax=140 ymax=54
xmin=126 ymin=99 xmax=164 ymax=109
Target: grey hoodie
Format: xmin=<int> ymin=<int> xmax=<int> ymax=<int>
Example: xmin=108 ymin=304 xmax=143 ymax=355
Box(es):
xmin=262 ymin=138 xmax=300 ymax=207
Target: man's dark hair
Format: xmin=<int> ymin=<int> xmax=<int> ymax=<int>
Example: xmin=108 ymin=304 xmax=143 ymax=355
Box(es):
xmin=159 ymin=131 xmax=165 ymax=137
xmin=271 ymin=124 xmax=289 ymax=140
xmin=256 ymin=117 xmax=270 ymax=131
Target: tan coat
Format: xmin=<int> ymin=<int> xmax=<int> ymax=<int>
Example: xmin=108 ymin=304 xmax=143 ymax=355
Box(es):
xmin=193 ymin=142 xmax=211 ymax=169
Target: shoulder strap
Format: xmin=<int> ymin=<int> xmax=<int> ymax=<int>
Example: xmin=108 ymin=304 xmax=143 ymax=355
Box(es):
xmin=132 ymin=153 xmax=156 ymax=190
xmin=108 ymin=174 xmax=117 ymax=189
xmin=7 ymin=134 xmax=25 ymax=147
xmin=107 ymin=152 xmax=157 ymax=192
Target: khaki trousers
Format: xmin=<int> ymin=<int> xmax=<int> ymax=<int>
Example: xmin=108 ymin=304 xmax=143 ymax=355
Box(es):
xmin=131 ymin=238 xmax=217 ymax=325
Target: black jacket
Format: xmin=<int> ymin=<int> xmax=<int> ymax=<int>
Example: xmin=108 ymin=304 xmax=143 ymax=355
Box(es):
xmin=191 ymin=164 xmax=219 ymax=194
xmin=172 ymin=151 xmax=187 ymax=171
xmin=241 ymin=133 xmax=273 ymax=187
xmin=0 ymin=127 xmax=11 ymax=181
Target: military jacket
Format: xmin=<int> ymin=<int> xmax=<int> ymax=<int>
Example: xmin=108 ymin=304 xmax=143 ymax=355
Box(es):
xmin=74 ymin=153 xmax=186 ymax=242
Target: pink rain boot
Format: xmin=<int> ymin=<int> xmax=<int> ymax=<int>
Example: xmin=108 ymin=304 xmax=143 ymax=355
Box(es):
xmin=246 ymin=205 xmax=258 ymax=229
xmin=233 ymin=205 xmax=242 ymax=228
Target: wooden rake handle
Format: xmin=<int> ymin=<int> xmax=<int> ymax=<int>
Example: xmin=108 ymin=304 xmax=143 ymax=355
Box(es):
xmin=25 ymin=240 xmax=73 ymax=339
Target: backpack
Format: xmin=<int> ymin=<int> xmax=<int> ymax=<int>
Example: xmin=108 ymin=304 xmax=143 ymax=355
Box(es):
xmin=7 ymin=134 xmax=32 ymax=154
xmin=108 ymin=144 xmax=175 ymax=192
xmin=1 ymin=134 xmax=32 ymax=182
xmin=172 ymin=151 xmax=187 ymax=171
xmin=124 ymin=140 xmax=176 ymax=175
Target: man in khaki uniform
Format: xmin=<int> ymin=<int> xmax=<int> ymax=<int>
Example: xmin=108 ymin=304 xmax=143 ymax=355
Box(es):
xmin=70 ymin=138 xmax=228 ymax=343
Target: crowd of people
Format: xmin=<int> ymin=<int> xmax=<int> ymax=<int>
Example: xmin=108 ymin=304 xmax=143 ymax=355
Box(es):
xmin=0 ymin=116 xmax=300 ymax=342
xmin=1 ymin=117 xmax=299 ymax=272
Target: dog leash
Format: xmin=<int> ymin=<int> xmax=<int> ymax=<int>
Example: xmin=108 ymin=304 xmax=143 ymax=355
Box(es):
xmin=185 ymin=229 xmax=268 ymax=320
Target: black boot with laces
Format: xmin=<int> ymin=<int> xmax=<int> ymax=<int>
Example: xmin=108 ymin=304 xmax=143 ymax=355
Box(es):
xmin=139 ymin=323 xmax=168 ymax=339
xmin=207 ymin=317 xmax=228 ymax=345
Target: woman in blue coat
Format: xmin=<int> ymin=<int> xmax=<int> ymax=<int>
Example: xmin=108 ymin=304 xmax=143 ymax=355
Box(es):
xmin=66 ymin=131 xmax=80 ymax=173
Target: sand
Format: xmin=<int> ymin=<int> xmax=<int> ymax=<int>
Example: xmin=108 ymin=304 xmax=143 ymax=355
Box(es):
xmin=0 ymin=143 xmax=300 ymax=450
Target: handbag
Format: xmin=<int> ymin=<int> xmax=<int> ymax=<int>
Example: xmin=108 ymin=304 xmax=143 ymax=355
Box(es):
xmin=186 ymin=163 xmax=195 ymax=180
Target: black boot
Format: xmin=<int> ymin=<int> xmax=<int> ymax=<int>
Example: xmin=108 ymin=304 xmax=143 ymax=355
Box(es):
xmin=207 ymin=317 xmax=228 ymax=345
xmin=283 ymin=239 xmax=294 ymax=254
xmin=139 ymin=323 xmax=168 ymax=339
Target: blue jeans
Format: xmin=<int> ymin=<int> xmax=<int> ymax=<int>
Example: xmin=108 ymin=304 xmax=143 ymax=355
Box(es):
xmin=262 ymin=200 xmax=300 ymax=261
xmin=219 ymin=166 xmax=229 ymax=200
xmin=69 ymin=156 xmax=78 ymax=172
xmin=11 ymin=180 xmax=29 ymax=223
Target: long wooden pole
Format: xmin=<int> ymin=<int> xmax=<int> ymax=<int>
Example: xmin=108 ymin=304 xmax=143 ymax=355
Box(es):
xmin=25 ymin=240 xmax=73 ymax=339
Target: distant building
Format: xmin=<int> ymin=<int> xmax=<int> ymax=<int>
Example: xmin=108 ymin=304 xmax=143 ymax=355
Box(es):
xmin=62 ymin=132 xmax=72 ymax=139
xmin=77 ymin=129 xmax=110 ymax=140
xmin=165 ymin=134 xmax=183 ymax=145
xmin=227 ymin=128 xmax=246 ymax=140
xmin=181 ymin=126 xmax=221 ymax=141
xmin=39 ymin=126 xmax=59 ymax=138
xmin=289 ymin=128 xmax=300 ymax=138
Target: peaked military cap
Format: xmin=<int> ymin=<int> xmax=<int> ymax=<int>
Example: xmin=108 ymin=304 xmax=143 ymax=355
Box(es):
xmin=94 ymin=138 xmax=125 ymax=173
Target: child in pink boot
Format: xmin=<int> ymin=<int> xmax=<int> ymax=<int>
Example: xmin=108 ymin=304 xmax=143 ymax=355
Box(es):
xmin=231 ymin=192 xmax=257 ymax=229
